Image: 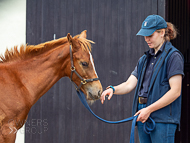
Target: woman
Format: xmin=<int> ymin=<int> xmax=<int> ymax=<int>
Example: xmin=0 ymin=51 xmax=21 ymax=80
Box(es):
xmin=100 ymin=15 xmax=184 ymax=143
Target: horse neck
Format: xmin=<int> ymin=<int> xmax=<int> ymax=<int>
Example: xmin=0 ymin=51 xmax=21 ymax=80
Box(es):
xmin=11 ymin=43 xmax=71 ymax=107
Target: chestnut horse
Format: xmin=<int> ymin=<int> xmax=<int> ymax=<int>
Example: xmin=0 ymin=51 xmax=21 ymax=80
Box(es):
xmin=0 ymin=30 xmax=102 ymax=143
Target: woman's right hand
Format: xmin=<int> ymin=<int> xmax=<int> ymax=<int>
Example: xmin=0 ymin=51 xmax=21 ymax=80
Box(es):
xmin=100 ymin=88 xmax=114 ymax=104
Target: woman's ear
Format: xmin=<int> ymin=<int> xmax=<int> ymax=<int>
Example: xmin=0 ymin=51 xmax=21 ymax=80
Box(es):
xmin=161 ymin=29 xmax=165 ymax=37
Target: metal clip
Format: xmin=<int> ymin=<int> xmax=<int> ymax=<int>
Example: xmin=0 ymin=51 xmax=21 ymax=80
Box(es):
xmin=81 ymin=80 xmax=87 ymax=85
xmin=71 ymin=66 xmax=75 ymax=71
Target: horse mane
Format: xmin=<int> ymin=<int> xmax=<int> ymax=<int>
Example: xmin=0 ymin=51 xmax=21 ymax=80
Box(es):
xmin=73 ymin=34 xmax=94 ymax=52
xmin=0 ymin=35 xmax=94 ymax=63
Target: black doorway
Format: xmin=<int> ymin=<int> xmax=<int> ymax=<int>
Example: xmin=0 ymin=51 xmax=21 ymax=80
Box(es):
xmin=166 ymin=0 xmax=190 ymax=142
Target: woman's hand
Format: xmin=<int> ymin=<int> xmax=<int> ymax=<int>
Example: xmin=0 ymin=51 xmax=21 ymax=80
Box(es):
xmin=134 ymin=107 xmax=152 ymax=123
xmin=100 ymin=88 xmax=113 ymax=104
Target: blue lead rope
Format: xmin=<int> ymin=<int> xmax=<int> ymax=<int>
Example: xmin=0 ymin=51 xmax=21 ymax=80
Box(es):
xmin=76 ymin=90 xmax=156 ymax=143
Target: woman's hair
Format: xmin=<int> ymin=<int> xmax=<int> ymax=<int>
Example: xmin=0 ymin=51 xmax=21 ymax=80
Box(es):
xmin=156 ymin=22 xmax=178 ymax=41
xmin=164 ymin=22 xmax=178 ymax=41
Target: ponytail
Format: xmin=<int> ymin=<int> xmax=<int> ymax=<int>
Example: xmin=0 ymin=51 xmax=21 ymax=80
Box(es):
xmin=164 ymin=22 xmax=178 ymax=41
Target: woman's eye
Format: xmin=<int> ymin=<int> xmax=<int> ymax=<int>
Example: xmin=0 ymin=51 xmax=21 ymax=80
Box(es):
xmin=81 ymin=62 xmax=88 ymax=67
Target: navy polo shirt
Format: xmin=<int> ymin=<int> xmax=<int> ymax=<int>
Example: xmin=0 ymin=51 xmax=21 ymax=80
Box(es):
xmin=132 ymin=42 xmax=184 ymax=98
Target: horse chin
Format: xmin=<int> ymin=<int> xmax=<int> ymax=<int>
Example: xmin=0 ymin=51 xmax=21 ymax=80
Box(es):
xmin=86 ymin=93 xmax=99 ymax=105
xmin=87 ymin=99 xmax=97 ymax=105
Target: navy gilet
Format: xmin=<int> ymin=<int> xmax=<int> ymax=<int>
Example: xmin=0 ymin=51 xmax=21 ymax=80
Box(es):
xmin=132 ymin=41 xmax=183 ymax=125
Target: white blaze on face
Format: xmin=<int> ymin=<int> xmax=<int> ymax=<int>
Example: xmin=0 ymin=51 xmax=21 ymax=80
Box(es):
xmin=89 ymin=52 xmax=98 ymax=77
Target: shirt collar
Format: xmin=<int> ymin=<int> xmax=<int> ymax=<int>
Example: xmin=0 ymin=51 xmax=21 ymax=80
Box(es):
xmin=148 ymin=42 xmax=166 ymax=56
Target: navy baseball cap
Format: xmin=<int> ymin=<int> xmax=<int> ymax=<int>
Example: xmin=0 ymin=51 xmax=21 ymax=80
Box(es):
xmin=136 ymin=15 xmax=167 ymax=36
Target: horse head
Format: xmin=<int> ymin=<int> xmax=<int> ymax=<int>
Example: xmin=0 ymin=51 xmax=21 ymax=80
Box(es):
xmin=67 ymin=30 xmax=103 ymax=102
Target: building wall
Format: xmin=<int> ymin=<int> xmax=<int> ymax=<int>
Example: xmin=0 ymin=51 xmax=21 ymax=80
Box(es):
xmin=26 ymin=0 xmax=165 ymax=143
xmin=0 ymin=0 xmax=26 ymax=143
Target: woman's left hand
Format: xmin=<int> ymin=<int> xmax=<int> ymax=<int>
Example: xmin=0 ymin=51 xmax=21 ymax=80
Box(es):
xmin=134 ymin=107 xmax=152 ymax=123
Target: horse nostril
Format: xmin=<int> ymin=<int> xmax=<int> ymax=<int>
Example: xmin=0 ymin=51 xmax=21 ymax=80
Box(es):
xmin=89 ymin=90 xmax=102 ymax=100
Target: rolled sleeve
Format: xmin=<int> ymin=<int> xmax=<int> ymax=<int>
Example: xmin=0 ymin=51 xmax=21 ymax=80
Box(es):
xmin=131 ymin=65 xmax=138 ymax=79
xmin=167 ymin=52 xmax=184 ymax=79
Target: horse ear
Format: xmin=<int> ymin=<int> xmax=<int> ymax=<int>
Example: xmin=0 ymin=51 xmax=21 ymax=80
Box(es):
xmin=79 ymin=30 xmax=87 ymax=39
xmin=67 ymin=33 xmax=73 ymax=45
xmin=67 ymin=33 xmax=79 ymax=52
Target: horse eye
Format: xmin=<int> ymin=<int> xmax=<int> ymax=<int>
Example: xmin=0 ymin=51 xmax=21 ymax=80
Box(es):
xmin=81 ymin=62 xmax=88 ymax=67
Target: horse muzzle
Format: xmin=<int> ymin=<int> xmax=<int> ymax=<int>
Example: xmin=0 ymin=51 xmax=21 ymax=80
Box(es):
xmin=88 ymin=90 xmax=102 ymax=100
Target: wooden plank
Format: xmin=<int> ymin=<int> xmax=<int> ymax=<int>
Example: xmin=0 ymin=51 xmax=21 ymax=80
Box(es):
xmin=158 ymin=0 xmax=166 ymax=18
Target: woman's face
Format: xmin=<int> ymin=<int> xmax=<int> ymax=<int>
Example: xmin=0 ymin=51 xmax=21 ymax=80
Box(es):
xmin=144 ymin=30 xmax=165 ymax=50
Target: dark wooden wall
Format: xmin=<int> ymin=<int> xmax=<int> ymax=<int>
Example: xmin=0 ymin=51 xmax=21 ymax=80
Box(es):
xmin=166 ymin=0 xmax=190 ymax=62
xmin=166 ymin=0 xmax=190 ymax=142
xmin=25 ymin=0 xmax=166 ymax=143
